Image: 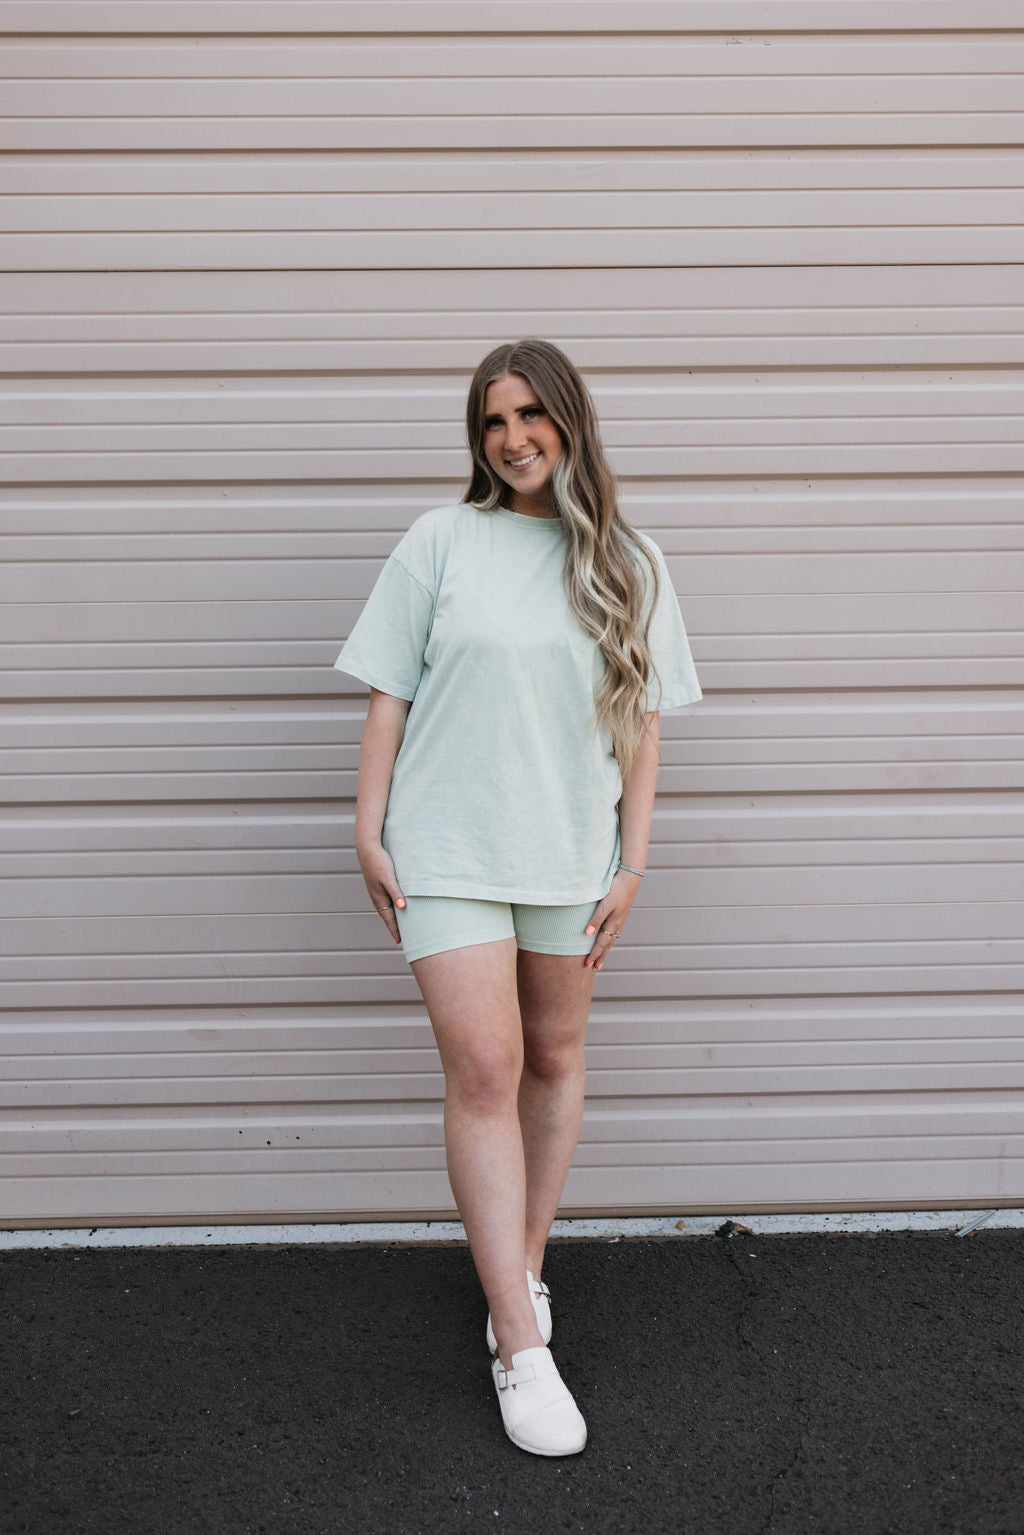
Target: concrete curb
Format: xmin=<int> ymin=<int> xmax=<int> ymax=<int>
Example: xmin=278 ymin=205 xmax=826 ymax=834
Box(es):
xmin=3 ymin=1207 xmax=1022 ymax=1250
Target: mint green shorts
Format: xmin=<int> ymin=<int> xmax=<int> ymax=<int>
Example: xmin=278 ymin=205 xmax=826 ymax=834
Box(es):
xmin=394 ymin=894 xmax=600 ymax=964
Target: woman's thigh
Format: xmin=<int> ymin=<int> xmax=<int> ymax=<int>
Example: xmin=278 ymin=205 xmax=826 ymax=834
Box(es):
xmin=509 ymin=902 xmax=600 ymax=1059
xmin=397 ymin=898 xmax=525 ymax=1080
xmin=515 ymin=948 xmax=596 ymax=1067
xmin=410 ymin=936 xmax=523 ymax=1087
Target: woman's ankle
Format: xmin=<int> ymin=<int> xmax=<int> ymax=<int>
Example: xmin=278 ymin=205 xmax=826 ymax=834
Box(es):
xmin=488 ymin=1273 xmax=545 ymax=1366
xmin=495 ymin=1315 xmax=545 ymax=1369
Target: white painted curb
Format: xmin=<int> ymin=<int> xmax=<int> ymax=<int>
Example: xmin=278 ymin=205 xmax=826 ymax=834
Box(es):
xmin=2 ymin=1209 xmax=1022 ymax=1251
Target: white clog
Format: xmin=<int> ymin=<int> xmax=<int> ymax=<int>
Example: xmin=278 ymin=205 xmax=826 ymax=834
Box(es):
xmin=485 ymin=1269 xmax=552 ymax=1356
xmin=491 ymin=1345 xmax=587 ymax=1457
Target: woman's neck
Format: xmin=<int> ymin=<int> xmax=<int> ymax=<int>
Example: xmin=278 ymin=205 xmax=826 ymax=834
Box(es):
xmin=510 ymin=489 xmax=559 ymax=520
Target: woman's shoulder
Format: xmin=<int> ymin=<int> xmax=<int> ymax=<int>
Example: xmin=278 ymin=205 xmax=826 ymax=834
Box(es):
xmin=398 ymin=501 xmax=476 ymax=541
xmin=621 ymin=525 xmax=669 ymax=586
xmin=389 ymin=502 xmax=475 ymax=587
xmin=625 ymin=524 xmax=665 ymax=561
xmin=618 ymin=526 xmax=672 ymax=622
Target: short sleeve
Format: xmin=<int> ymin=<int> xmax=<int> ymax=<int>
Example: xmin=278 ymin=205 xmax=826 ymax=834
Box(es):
xmin=333 ymin=553 xmax=434 ymax=702
xmin=639 ymin=535 xmax=703 ymax=712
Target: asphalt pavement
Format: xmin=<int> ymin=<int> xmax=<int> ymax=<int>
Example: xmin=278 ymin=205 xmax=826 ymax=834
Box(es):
xmin=3 ymin=1227 xmax=1023 ymax=1535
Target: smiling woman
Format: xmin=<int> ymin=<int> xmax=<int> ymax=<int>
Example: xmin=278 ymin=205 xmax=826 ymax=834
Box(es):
xmin=334 ymin=338 xmax=701 ymax=1457
xmin=481 ymin=376 xmax=564 ymax=518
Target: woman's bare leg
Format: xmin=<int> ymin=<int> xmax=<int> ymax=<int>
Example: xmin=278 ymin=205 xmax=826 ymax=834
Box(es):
xmin=410 ymin=937 xmax=544 ymax=1368
xmin=514 ymin=951 xmax=596 ymax=1281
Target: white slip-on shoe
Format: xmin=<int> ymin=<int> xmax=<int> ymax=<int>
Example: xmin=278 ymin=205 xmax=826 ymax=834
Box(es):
xmin=485 ymin=1270 xmax=552 ymax=1356
xmin=491 ymin=1346 xmax=587 ymax=1457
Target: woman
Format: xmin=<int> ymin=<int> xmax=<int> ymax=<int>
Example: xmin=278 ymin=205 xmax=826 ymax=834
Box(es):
xmin=334 ymin=340 xmax=701 ymax=1457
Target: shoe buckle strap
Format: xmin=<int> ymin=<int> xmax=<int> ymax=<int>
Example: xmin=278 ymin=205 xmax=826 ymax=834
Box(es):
xmin=531 ymin=1279 xmax=551 ymax=1300
xmin=496 ymin=1362 xmax=538 ymax=1391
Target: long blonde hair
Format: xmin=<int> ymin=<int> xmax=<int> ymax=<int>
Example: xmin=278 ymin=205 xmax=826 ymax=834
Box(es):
xmin=465 ymin=339 xmax=662 ymax=781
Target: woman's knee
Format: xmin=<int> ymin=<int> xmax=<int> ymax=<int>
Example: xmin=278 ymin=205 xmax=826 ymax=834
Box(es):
xmin=445 ymin=1039 xmax=524 ymax=1114
xmin=522 ymin=1030 xmax=585 ymax=1084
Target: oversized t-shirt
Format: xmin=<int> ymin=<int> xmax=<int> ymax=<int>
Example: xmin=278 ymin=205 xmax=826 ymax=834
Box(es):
xmin=334 ymin=502 xmax=701 ymax=903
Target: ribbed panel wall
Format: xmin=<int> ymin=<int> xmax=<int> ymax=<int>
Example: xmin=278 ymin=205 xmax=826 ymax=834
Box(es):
xmin=2 ymin=1 xmax=1022 ymax=1224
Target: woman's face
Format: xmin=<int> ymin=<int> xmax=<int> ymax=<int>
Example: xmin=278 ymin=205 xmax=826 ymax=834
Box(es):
xmin=482 ymin=373 xmax=563 ymax=514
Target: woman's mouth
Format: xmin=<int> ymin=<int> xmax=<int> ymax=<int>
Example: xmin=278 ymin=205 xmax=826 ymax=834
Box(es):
xmin=506 ymin=453 xmax=540 ymax=471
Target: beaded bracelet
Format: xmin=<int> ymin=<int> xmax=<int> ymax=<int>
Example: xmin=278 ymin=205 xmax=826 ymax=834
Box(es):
xmin=617 ymin=861 xmax=646 ymax=877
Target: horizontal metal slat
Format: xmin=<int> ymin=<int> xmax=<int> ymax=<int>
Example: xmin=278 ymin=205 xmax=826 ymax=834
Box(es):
xmin=9 ymin=111 xmax=1024 ymax=154
xmin=5 ymin=36 xmax=1022 ymax=80
xmin=8 ymin=226 xmax=1024 ymax=270
xmin=1 ymin=1 xmax=1020 ymax=34
xmin=10 ymin=187 xmax=1023 ymax=234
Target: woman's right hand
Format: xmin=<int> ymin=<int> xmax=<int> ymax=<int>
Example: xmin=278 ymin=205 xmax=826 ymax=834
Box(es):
xmin=358 ymin=841 xmax=407 ymax=946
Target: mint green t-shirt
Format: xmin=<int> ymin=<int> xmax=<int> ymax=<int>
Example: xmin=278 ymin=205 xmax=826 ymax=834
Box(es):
xmin=334 ymin=502 xmax=701 ymax=903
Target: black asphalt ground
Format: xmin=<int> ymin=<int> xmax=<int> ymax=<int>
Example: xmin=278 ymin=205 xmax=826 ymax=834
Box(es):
xmin=3 ymin=1228 xmax=1023 ymax=1535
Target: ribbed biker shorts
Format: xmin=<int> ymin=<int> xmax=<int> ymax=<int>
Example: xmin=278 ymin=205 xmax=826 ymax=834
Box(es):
xmin=394 ymin=894 xmax=600 ymax=964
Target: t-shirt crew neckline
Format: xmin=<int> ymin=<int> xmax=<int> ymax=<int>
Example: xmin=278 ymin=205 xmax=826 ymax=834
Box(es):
xmin=493 ymin=505 xmax=565 ymax=531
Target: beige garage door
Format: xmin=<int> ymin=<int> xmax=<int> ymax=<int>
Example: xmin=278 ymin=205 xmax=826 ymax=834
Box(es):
xmin=3 ymin=2 xmax=1022 ymax=1226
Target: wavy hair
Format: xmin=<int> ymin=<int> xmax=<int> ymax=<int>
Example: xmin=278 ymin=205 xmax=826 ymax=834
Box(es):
xmin=464 ymin=338 xmax=662 ymax=782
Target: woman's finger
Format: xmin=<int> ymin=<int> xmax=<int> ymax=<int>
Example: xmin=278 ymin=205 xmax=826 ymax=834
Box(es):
xmin=588 ymin=939 xmax=611 ymax=971
xmin=587 ymin=916 xmax=628 ymax=970
xmin=586 ymin=933 xmax=619 ymax=969
xmin=372 ymin=886 xmax=406 ymax=945
xmin=387 ymin=888 xmax=406 ymax=946
xmin=374 ymin=901 xmax=399 ymax=944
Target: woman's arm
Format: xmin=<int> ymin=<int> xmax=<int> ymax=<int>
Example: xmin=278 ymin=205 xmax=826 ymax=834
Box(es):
xmin=354 ymin=687 xmax=412 ymax=943
xmin=616 ymin=712 xmax=660 ymax=872
xmin=584 ymin=712 xmax=660 ymax=969
xmin=354 ymin=687 xmax=410 ymax=855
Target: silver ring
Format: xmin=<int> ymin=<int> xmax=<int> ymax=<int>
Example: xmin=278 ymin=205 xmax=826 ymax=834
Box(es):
xmin=605 ymin=929 xmax=621 ymax=938
xmin=375 ymin=905 xmax=392 ymax=913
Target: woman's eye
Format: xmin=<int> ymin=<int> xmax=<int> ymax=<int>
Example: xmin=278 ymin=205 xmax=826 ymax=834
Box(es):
xmin=483 ymin=417 xmax=502 ymax=431
xmin=521 ymin=407 xmax=541 ymax=420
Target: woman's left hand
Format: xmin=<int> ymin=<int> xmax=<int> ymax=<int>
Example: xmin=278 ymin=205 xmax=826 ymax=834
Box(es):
xmin=584 ymin=868 xmax=643 ymax=970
